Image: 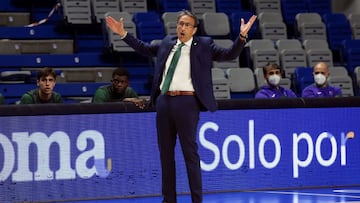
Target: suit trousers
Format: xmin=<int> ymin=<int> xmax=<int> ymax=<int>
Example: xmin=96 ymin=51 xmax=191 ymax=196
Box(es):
xmin=156 ymin=94 xmax=202 ymax=203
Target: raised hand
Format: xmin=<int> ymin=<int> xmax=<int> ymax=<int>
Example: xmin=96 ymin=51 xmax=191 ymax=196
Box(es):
xmin=105 ymin=16 xmax=127 ymax=37
xmin=240 ymin=15 xmax=257 ymax=38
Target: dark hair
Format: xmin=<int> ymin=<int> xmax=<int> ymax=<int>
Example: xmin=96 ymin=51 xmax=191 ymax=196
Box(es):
xmin=112 ymin=67 xmax=130 ymax=79
xmin=262 ymin=63 xmax=283 ymax=76
xmin=37 ymin=67 xmax=56 ymax=80
xmin=177 ymin=9 xmax=198 ymax=27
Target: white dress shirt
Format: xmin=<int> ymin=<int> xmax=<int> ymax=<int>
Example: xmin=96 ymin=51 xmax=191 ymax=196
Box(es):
xmin=160 ymin=38 xmax=195 ymax=92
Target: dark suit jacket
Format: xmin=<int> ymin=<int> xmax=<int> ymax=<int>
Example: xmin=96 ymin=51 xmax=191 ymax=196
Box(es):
xmin=123 ymin=34 xmax=246 ymax=112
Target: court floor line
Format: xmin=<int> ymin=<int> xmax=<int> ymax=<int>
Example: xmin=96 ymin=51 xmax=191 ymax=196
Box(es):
xmin=263 ymin=190 xmax=360 ymax=199
xmin=55 ymin=187 xmax=360 ymax=203
xmin=334 ymin=190 xmax=360 ymax=193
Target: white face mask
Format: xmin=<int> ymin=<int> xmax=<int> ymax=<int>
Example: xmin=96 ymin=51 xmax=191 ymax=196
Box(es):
xmin=314 ymin=73 xmax=326 ymax=86
xmin=268 ymin=74 xmax=281 ymax=86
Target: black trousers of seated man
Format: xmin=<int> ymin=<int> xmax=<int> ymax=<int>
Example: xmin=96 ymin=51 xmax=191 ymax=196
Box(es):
xmin=156 ymin=94 xmax=202 ymax=203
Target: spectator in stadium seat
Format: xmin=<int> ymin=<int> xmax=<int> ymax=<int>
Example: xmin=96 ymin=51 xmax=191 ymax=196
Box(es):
xmin=92 ymin=67 xmax=145 ymax=108
xmin=106 ymin=9 xmax=256 ymax=203
xmin=19 ymin=67 xmax=63 ymax=104
xmin=255 ymin=63 xmax=297 ymax=98
xmin=302 ymin=62 xmax=342 ymax=98
xmin=0 ymin=93 xmax=5 ymax=104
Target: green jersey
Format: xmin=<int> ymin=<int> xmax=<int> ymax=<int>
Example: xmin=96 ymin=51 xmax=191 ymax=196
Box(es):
xmin=92 ymin=85 xmax=138 ymax=103
xmin=20 ymin=89 xmax=63 ymax=104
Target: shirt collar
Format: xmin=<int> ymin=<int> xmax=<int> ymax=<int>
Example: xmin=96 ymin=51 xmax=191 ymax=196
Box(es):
xmin=177 ymin=37 xmax=193 ymax=47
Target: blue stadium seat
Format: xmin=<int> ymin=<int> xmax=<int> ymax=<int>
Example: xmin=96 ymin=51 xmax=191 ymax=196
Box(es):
xmin=0 ymin=84 xmax=36 ymax=98
xmin=76 ymin=34 xmax=104 ymax=53
xmin=1 ymin=0 xmax=27 ymax=11
xmin=133 ymin=12 xmax=165 ymax=43
xmin=11 ymin=0 xmax=57 ymax=9
xmin=0 ymin=25 xmax=72 ymax=39
xmin=133 ymin=11 xmax=160 ymax=24
xmin=129 ymin=79 xmax=151 ymax=95
xmin=306 ymin=0 xmax=332 ymax=16
xmin=0 ymin=53 xmax=113 ymax=67
xmin=126 ymin=66 xmax=151 ymax=76
xmin=281 ymin=0 xmax=307 ymax=26
xmin=322 ymin=13 xmax=352 ymax=52
xmin=230 ymin=11 xmax=258 ymax=40
xmin=1 ymin=82 xmax=147 ymax=101
xmin=215 ymin=0 xmax=243 ymax=16
xmin=157 ymin=0 xmax=189 ymax=12
xmin=0 ymin=82 xmax=108 ymax=102
xmin=293 ymin=67 xmax=314 ymax=95
xmin=54 ymin=83 xmax=108 ymax=97
xmin=341 ymin=39 xmax=360 ymax=73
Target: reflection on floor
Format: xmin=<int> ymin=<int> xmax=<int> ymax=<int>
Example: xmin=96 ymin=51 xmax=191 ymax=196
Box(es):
xmin=58 ymin=187 xmax=360 ymax=203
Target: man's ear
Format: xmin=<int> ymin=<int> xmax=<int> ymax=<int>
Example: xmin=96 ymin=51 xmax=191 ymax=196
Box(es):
xmin=192 ymin=27 xmax=198 ymax=35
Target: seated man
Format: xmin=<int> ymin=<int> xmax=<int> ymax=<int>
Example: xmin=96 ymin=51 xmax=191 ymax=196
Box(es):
xmin=302 ymin=62 xmax=342 ymax=98
xmin=255 ymin=63 xmax=297 ymax=98
xmin=20 ymin=67 xmax=63 ymax=104
xmin=92 ymin=68 xmax=145 ymax=108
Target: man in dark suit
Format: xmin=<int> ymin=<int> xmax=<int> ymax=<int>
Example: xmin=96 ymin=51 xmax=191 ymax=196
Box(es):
xmin=106 ymin=10 xmax=256 ymax=203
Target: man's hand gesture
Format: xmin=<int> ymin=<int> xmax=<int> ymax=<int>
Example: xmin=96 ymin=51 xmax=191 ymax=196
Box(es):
xmin=106 ymin=16 xmax=127 ymax=37
xmin=240 ymin=15 xmax=257 ymax=39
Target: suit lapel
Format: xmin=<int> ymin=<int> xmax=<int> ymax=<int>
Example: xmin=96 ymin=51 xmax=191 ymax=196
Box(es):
xmin=189 ymin=36 xmax=200 ymax=67
xmin=160 ymin=37 xmax=177 ymax=72
xmin=191 ymin=36 xmax=199 ymax=49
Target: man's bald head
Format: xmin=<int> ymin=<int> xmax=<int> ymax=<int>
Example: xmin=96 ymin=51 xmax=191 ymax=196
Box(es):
xmin=313 ymin=62 xmax=330 ymax=87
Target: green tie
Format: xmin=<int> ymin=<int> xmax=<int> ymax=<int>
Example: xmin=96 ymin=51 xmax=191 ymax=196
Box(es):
xmin=161 ymin=43 xmax=185 ymax=94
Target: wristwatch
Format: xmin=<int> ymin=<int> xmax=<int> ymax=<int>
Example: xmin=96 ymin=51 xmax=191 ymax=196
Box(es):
xmin=240 ymin=33 xmax=248 ymax=39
